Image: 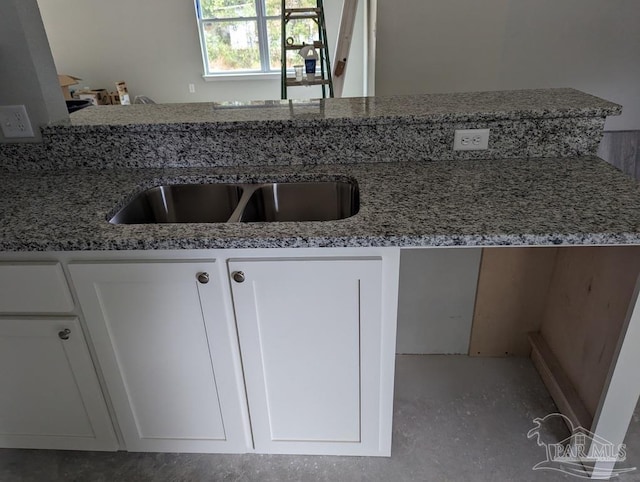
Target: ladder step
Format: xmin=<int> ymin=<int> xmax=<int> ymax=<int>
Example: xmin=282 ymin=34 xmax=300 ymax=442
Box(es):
xmin=284 ymin=8 xmax=321 ymax=13
xmin=285 ymin=43 xmax=324 ymax=50
xmin=284 ymin=13 xmax=320 ymax=20
xmin=283 ymin=8 xmax=321 ymax=21
xmin=286 ymin=78 xmax=332 ymax=87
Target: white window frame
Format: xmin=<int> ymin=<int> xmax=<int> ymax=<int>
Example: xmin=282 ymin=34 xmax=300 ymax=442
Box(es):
xmin=195 ymin=0 xmax=280 ymax=78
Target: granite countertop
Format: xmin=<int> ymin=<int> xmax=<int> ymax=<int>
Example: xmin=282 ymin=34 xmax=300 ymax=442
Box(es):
xmin=2 ymin=156 xmax=640 ymax=251
xmin=45 ymin=88 xmax=621 ymax=134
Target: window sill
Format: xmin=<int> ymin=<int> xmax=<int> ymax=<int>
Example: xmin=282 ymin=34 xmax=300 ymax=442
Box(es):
xmin=203 ymin=72 xmax=281 ymax=82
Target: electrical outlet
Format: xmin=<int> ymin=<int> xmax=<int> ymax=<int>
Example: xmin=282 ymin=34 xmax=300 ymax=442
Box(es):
xmin=189 ymin=83 xmax=196 ymax=94
xmin=0 ymin=105 xmax=35 ymax=138
xmin=453 ymin=129 xmax=490 ymax=151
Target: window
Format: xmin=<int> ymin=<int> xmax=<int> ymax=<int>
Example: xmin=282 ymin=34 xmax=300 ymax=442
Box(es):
xmin=195 ymin=0 xmax=317 ymax=76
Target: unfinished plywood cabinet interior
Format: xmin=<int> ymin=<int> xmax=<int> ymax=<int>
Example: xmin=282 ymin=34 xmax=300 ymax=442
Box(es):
xmin=469 ymin=246 xmax=640 ymax=477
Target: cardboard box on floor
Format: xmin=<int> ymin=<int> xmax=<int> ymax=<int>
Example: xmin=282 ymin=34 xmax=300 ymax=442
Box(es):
xmin=58 ymin=74 xmax=81 ymax=100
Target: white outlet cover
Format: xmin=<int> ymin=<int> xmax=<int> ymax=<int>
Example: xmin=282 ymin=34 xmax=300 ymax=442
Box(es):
xmin=453 ymin=129 xmax=490 ymax=151
xmin=0 ymin=105 xmax=35 ymax=138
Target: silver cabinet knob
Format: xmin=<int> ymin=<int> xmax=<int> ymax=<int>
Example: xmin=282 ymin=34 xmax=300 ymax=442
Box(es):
xmin=58 ymin=329 xmax=71 ymax=340
xmin=197 ymin=272 xmax=210 ymax=284
xmin=232 ymin=271 xmax=245 ymax=283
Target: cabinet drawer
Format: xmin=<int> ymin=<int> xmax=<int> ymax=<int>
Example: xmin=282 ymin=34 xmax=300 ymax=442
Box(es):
xmin=0 ymin=262 xmax=74 ymax=313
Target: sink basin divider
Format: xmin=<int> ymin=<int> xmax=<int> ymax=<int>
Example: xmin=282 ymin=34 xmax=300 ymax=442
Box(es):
xmin=227 ymin=185 xmax=262 ymax=223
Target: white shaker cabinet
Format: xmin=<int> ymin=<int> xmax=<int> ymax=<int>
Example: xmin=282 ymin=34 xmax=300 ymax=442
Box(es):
xmin=0 ymin=317 xmax=118 ymax=451
xmin=69 ymin=261 xmax=250 ymax=453
xmin=228 ymin=257 xmax=395 ymax=456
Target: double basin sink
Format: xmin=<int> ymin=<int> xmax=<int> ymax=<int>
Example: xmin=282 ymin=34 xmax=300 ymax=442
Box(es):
xmin=110 ymin=181 xmax=359 ymax=224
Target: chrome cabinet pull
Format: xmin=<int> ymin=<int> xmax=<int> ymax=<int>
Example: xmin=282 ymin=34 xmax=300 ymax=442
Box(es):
xmin=58 ymin=328 xmax=71 ymax=340
xmin=197 ymin=272 xmax=210 ymax=284
xmin=232 ymin=271 xmax=245 ymax=283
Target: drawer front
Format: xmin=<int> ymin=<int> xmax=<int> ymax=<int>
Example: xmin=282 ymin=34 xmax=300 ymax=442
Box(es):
xmin=0 ymin=263 xmax=74 ymax=313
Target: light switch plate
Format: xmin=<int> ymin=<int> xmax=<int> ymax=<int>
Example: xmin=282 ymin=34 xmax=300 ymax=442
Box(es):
xmin=0 ymin=105 xmax=35 ymax=138
xmin=453 ymin=129 xmax=490 ymax=151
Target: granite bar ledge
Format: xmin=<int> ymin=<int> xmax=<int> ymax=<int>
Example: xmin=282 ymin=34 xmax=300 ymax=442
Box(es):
xmin=0 ymin=88 xmax=622 ymax=171
xmin=44 ymin=88 xmax=621 ymax=133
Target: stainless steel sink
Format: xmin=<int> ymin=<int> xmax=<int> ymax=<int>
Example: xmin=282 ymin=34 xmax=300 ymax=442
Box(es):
xmin=109 ymin=184 xmax=244 ymax=224
xmin=239 ymin=182 xmax=359 ymax=222
xmin=110 ymin=180 xmax=358 ymax=224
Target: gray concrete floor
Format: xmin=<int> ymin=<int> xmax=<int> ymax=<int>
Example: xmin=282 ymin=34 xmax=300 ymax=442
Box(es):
xmin=2 ymin=356 xmax=639 ymax=481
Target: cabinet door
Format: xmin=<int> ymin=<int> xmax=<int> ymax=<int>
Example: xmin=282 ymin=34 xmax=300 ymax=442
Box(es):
xmin=228 ymin=257 xmax=388 ymax=456
xmin=0 ymin=317 xmax=117 ymax=450
xmin=69 ymin=262 xmax=249 ymax=453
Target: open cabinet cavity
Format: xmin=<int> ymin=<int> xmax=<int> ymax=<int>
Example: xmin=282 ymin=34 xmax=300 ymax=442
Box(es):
xmin=466 ymin=246 xmax=640 ymax=479
xmin=396 ymin=246 xmax=640 ymax=479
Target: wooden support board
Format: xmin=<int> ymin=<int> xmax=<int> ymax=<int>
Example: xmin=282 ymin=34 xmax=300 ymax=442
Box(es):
xmin=539 ymin=246 xmax=640 ymax=417
xmin=470 ymin=247 xmax=558 ymax=356
xmin=529 ymin=332 xmax=593 ymax=430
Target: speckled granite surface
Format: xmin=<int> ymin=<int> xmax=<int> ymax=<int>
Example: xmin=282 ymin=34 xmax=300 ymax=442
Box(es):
xmin=18 ymin=117 xmax=602 ymax=170
xmin=45 ymin=88 xmax=621 ymax=132
xmin=0 ymin=88 xmax=621 ymax=170
xmin=1 ymin=156 xmax=639 ymax=251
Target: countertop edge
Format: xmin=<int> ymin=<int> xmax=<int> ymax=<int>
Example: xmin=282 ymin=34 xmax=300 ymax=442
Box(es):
xmin=3 ymin=233 xmax=640 ymax=253
xmin=42 ymin=107 xmax=622 ymax=136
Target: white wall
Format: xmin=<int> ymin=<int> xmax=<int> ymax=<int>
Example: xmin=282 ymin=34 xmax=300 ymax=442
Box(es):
xmin=36 ymin=0 xmax=365 ymax=103
xmin=396 ymin=248 xmax=481 ymax=355
xmin=0 ymin=0 xmax=67 ymax=141
xmin=376 ymin=0 xmax=640 ymax=130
